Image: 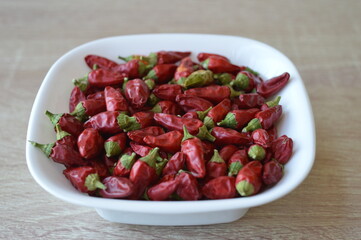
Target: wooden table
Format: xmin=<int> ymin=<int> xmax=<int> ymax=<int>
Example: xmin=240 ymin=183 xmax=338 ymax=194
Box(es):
xmin=1 ymin=0 xmax=361 ymax=239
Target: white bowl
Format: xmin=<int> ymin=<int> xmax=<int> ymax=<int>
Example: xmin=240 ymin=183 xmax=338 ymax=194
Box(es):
xmin=26 ymin=34 xmax=315 ymax=226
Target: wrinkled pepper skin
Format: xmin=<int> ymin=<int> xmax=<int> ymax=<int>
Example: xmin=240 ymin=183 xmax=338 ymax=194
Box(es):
xmin=133 ymin=111 xmax=155 ymax=128
xmin=262 ymin=160 xmax=283 ymax=185
xmin=85 ymin=55 xmax=118 ymax=71
xmin=176 ymin=94 xmax=213 ymax=112
xmin=162 ymin=152 xmax=186 ymax=176
xmin=176 ymin=171 xmax=202 ymax=200
xmin=211 ymin=127 xmax=251 ymax=146
xmin=201 ymin=56 xmax=239 ymax=74
xmin=218 ymin=108 xmax=259 ymax=130
xmin=219 ymin=145 xmax=239 ymax=163
xmin=63 ymin=166 xmax=104 ymax=193
xmin=235 ymin=161 xmax=263 ymax=196
xmin=154 ymin=113 xmax=204 ymax=135
xmin=52 ymin=143 xmax=86 ymax=166
xmin=127 ymin=126 xmax=165 ymax=145
xmin=124 ymin=79 xmax=150 ymax=109
xmin=104 ymin=86 xmax=129 ymax=112
xmin=238 ymin=93 xmax=265 ymax=109
xmin=69 ymin=86 xmax=86 ymax=113
xmin=88 ymin=69 xmax=126 ymax=88
xmin=77 ymin=128 xmax=104 ymax=159
xmin=113 ymin=152 xmax=137 ymax=177
xmin=152 ymin=100 xmax=182 ymax=115
xmin=145 ymin=64 xmax=177 ymax=84
xmin=84 ymin=111 xmax=122 ymax=135
xmin=156 ymin=51 xmax=191 ymax=64
xmin=143 ymin=130 xmax=183 ymax=153
xmin=174 ymin=57 xmax=196 ymax=81
xmin=184 ymin=85 xmax=231 ymax=104
xmin=257 ymin=72 xmax=290 ymax=98
xmin=46 ymin=111 xmax=84 ymax=137
xmin=104 ymin=132 xmax=127 ymax=157
xmin=202 ymin=176 xmax=236 ymax=199
xmin=255 ymin=105 xmax=283 ymax=130
xmin=112 ymin=59 xmax=146 ymax=79
xmin=228 ymin=149 xmax=249 ymax=176
xmin=205 ymin=150 xmax=227 ymax=180
xmin=197 ymin=52 xmax=229 ymax=62
xmin=99 ymin=176 xmax=134 ymax=198
xmin=271 ymin=135 xmax=293 ymax=164
xmin=251 ymin=129 xmax=271 ymax=148
xmin=147 ymin=174 xmax=179 ymax=201
xmin=129 ymin=141 xmax=153 ymax=157
xmin=153 ymin=84 xmax=183 ymax=101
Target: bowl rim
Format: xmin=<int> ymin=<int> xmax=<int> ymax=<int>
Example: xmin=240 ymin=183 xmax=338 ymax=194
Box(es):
xmin=26 ymin=33 xmax=316 ymax=214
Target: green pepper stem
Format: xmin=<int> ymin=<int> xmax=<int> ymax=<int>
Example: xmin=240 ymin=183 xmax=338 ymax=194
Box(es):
xmin=242 ymin=118 xmax=262 ymax=132
xmin=104 ymin=141 xmax=122 ymax=158
xmin=70 ymin=102 xmax=87 ymax=122
xmin=209 ymin=149 xmax=224 ymax=163
xmin=45 ymin=111 xmax=63 ymax=126
xmin=217 ymin=112 xmax=237 ymax=129
xmin=196 ymin=107 xmax=212 ymax=121
xmin=266 ymin=96 xmax=281 ymax=108
xmin=236 ymin=180 xmax=254 ymax=196
xmin=248 ymin=145 xmax=266 ymax=161
xmin=29 ymin=141 xmax=55 ymax=158
xmin=139 ymin=147 xmax=159 ymax=169
xmin=72 ymin=75 xmax=88 ymax=92
xmin=203 ymin=116 xmax=215 ymax=129
xmin=182 ymin=125 xmax=195 ymax=142
xmin=117 ymin=113 xmax=141 ymax=132
xmin=183 ymin=70 xmax=214 ymax=89
xmin=228 ymin=162 xmax=243 ymax=176
xmin=228 ymin=85 xmax=244 ymax=98
xmin=55 ymin=124 xmax=71 ymax=140
xmin=84 ymin=173 xmax=106 ymax=191
xmin=120 ymin=152 xmax=136 ymax=170
xmin=196 ymin=125 xmax=216 ymax=142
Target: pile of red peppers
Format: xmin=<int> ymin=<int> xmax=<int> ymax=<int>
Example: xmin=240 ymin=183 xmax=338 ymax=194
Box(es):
xmin=30 ymin=50 xmax=293 ymax=200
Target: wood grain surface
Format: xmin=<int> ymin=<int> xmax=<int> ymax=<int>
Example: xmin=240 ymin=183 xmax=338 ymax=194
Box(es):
xmin=1 ymin=0 xmax=361 ymax=239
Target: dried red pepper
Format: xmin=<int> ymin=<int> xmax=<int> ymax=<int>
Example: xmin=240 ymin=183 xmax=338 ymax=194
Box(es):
xmin=69 ymin=86 xmax=86 ymax=113
xmin=201 ymin=56 xmax=239 ymax=74
xmin=251 ymin=129 xmax=271 ymax=148
xmin=77 ymin=128 xmax=104 ymax=159
xmin=211 ymin=127 xmax=251 ymax=146
xmin=85 ymin=54 xmax=118 ymax=71
xmin=228 ymin=149 xmax=249 ymax=176
xmin=257 ymin=72 xmax=290 ymax=98
xmin=176 ymin=171 xmax=202 ymax=200
xmin=242 ymin=105 xmax=283 ymax=132
xmin=151 ymin=100 xmax=182 ymax=115
xmin=153 ymin=113 xmax=203 ymax=135
xmin=147 ymin=174 xmax=179 ymax=201
xmin=271 ymin=135 xmax=293 ymax=164
xmin=63 ymin=166 xmax=106 ymax=193
xmin=104 ymin=133 xmax=127 ymax=157
xmin=152 ymin=84 xmax=183 ymax=101
xmin=162 ymin=152 xmax=186 ymax=176
xmin=124 ymin=79 xmax=150 ymax=109
xmin=262 ymin=160 xmax=283 ymax=185
xmin=205 ymin=150 xmax=227 ymax=180
xmin=150 ymin=51 xmax=191 ymax=65
xmin=127 ymin=126 xmax=165 ymax=145
xmin=87 ymin=69 xmax=126 ymax=88
xmin=181 ymin=70 xmax=214 ymax=89
xmin=112 ymin=59 xmax=146 ymax=79
xmin=202 ymin=176 xmax=236 ymax=199
xmin=144 ymin=64 xmax=177 ymax=84
xmin=174 ymin=57 xmax=196 ymax=81
xmin=143 ymin=130 xmax=183 ymax=153
xmin=219 ymin=145 xmax=239 ymax=163
xmin=71 ymin=99 xmax=106 ymax=122
xmin=235 ymin=161 xmax=263 ymax=196
xmin=197 ymin=52 xmax=229 ymax=62
xmin=184 ymin=85 xmax=240 ymax=104
xmin=84 ymin=111 xmax=122 ymax=135
xmin=104 ymin=86 xmax=129 ymax=112
xmin=237 ymin=93 xmax=265 ymax=109
xmin=176 ymin=94 xmax=213 ymax=112
xmin=46 ymin=111 xmax=84 ymax=137
xmin=113 ymin=152 xmax=137 ymax=177
xmin=217 ymin=108 xmax=259 ymax=130
xmin=99 ymin=176 xmax=134 ymax=198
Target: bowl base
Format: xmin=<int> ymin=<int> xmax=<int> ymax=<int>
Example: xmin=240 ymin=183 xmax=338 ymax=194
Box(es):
xmin=95 ymin=208 xmax=249 ymax=226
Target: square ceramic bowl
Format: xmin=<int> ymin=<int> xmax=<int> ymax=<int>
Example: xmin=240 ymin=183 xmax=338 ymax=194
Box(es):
xmin=26 ymin=34 xmax=315 ymax=226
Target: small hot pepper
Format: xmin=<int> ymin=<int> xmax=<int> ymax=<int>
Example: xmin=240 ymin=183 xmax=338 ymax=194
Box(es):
xmin=176 ymin=171 xmax=202 ymax=200
xmin=77 ymin=128 xmax=104 ymax=159
xmin=99 ymin=176 xmax=134 ymax=199
xmin=87 ymin=68 xmax=126 ymax=88
xmin=54 ymin=124 xmax=77 ymax=150
xmin=237 ymin=93 xmax=265 ymax=109
xmin=129 ymin=141 xmax=152 ymax=157
xmin=174 ymin=57 xmax=197 ymax=81
xmin=84 ymin=54 xmax=118 ymax=71
xmin=129 ymin=147 xmax=160 ymax=199
xmin=182 ymin=107 xmax=211 ymax=121
xmin=86 ymin=90 xmax=105 ymax=101
xmin=45 ymin=111 xmax=84 ymax=137
xmin=228 ymin=149 xmax=249 ymax=176
xmin=175 ymin=94 xmax=213 ymax=112
xmin=162 ymin=152 xmax=186 ymax=176
xmin=205 ymin=149 xmax=227 ymax=180
xmin=147 ymin=174 xmax=179 ymax=201
xmin=143 ymin=130 xmax=183 ymax=153
xmin=247 ymin=144 xmax=266 ymax=161
xmin=260 ymin=96 xmax=281 ymax=111
xmin=197 ymin=52 xmax=229 ymax=62
xmin=63 ymin=166 xmax=106 ymax=193
xmin=201 ymin=140 xmax=216 ymax=161
xmin=112 ymin=59 xmax=146 ymax=79
xmin=113 ymin=152 xmax=137 ymax=177
xmin=262 ymin=160 xmax=283 ymax=185
xmin=184 ymin=85 xmax=240 ymax=104
xmin=181 ymin=126 xmax=206 ymax=178
xmin=242 ymin=105 xmax=283 ymax=132
xmin=230 ymin=71 xmax=258 ymax=92
xmin=124 ymin=79 xmax=150 ymax=109
xmin=201 ymin=56 xmax=239 ymax=74
xmin=153 ymin=84 xmax=183 ymax=101
xmin=104 ymin=133 xmax=127 ymax=157
xmin=71 ymin=99 xmax=106 ymax=122
xmin=151 ymin=100 xmax=182 ymax=115
xmin=267 ymin=126 xmax=278 ymax=143
xmin=211 ymin=127 xmax=251 ymax=146
xmin=104 ymin=86 xmax=129 ymax=112
xmin=202 ymin=176 xmax=236 ymax=199
xmin=181 ymin=70 xmax=214 ymax=89
xmin=149 ymin=51 xmax=191 ymax=65
xmin=235 ymin=161 xmax=263 ymax=196
xmin=257 ymin=72 xmax=290 ymax=98
xmin=84 ymin=111 xmax=123 ymax=135
xmin=153 ymin=113 xmax=203 ymax=135
xmin=217 ymin=108 xmax=259 ymax=130
xmin=117 ymin=111 xmax=154 ymax=132
xmin=69 ymin=86 xmax=86 ymax=113
xmin=144 ymin=64 xmax=177 ymax=84
xmin=251 ymin=128 xmax=271 ymax=148
xmin=271 ymin=135 xmax=293 ymax=164
xmin=127 ymin=126 xmax=165 ymax=145
xmin=219 ymin=145 xmax=239 ymax=163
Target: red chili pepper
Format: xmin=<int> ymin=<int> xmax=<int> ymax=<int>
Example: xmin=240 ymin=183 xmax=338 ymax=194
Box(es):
xmin=153 ymin=84 xmax=183 ymax=101
xmin=87 ymin=158 xmax=109 ymax=178
xmin=153 ymin=51 xmax=191 ymax=64
xmin=182 ymin=107 xmax=211 ymax=121
xmin=113 ymin=152 xmax=137 ymax=177
xmin=129 ymin=141 xmax=153 ymax=157
xmin=251 ymin=129 xmax=271 ymax=148
xmin=228 ymin=149 xmax=249 ymax=176
xmin=144 ymin=64 xmax=177 ymax=84
xmin=271 ymin=135 xmax=293 ymax=164
xmin=205 ymin=150 xmax=227 ymax=180
xmin=99 ymin=176 xmax=134 ymax=198
xmin=181 ymin=126 xmax=206 ymax=178
xmin=86 ymin=90 xmax=105 ymax=101
xmin=174 ymin=57 xmax=196 ymax=81
xmin=154 ymin=113 xmax=204 ymax=135
xmin=235 ymin=161 xmax=263 ymax=196
xmin=202 ymin=176 xmax=236 ymax=199
xmin=45 ymin=111 xmax=84 ymax=137
xmin=231 ymin=71 xmax=259 ymax=92
xmin=129 ymin=148 xmax=160 ymax=199
xmin=143 ymin=130 xmax=183 ymax=153
xmin=127 ymin=126 xmax=165 ymax=145
xmin=124 ymin=79 xmax=150 ymax=109
xmin=242 ymin=105 xmax=283 ymax=132
xmin=54 ymin=124 xmax=78 ymax=150
xmin=84 ymin=111 xmax=122 ymax=135
xmin=147 ymin=174 xmax=179 ymax=201
xmin=217 ymin=108 xmax=259 ymax=130
xmin=63 ymin=166 xmax=106 ymax=193
xmin=112 ymin=59 xmax=146 ymax=79
xmin=29 ymin=140 xmax=86 ymax=166
xmin=71 ymin=99 xmax=106 ymax=122
xmin=238 ymin=93 xmax=265 ymax=109
xmin=151 ymin=100 xmax=183 ymax=115
xmin=162 ymin=152 xmax=186 ymax=176
xmin=203 ymin=99 xmax=232 ymax=129
xmin=85 ymin=55 xmax=118 ymax=71
xmin=201 ymin=140 xmax=216 ymax=162
xmin=260 ymin=96 xmax=281 ymax=111
xmin=133 ymin=111 xmax=155 ymax=128
xmin=77 ymin=128 xmax=104 ymax=159
xmin=267 ymin=126 xmax=278 ymax=142
xmin=257 ymin=72 xmax=290 ymax=98
xmin=176 ymin=171 xmax=202 ymax=200
xmin=219 ymin=145 xmax=239 ymax=162
xmin=184 ymin=85 xmax=234 ymax=104
xmin=211 ymin=127 xmax=251 ymax=146
xmin=104 ymin=86 xmax=129 ymax=112
xmin=262 ymin=160 xmax=283 ymax=185
xmin=69 ymin=86 xmax=86 ymax=113
xmin=201 ymin=56 xmax=239 ymax=74
xmin=197 ymin=52 xmax=229 ymax=62
xmin=104 ymin=133 xmax=127 ymax=157
xmin=87 ymin=69 xmax=126 ymax=88
xmin=175 ymin=94 xmax=213 ymax=112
